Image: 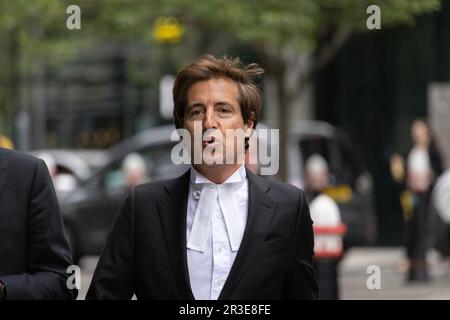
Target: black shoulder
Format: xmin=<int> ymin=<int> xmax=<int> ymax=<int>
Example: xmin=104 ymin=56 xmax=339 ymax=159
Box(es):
xmin=246 ymin=169 xmax=303 ymax=204
xmin=267 ymin=179 xmax=304 ymax=203
xmin=133 ymin=170 xmax=190 ymax=201
xmin=0 ymin=148 xmax=44 ymax=177
xmin=133 ymin=179 xmax=170 ymax=199
xmin=0 ymin=147 xmax=41 ymax=167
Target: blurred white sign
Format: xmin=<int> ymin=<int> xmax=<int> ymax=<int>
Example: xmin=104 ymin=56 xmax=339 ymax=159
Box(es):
xmin=159 ymin=75 xmax=175 ymax=120
xmin=428 ymin=83 xmax=450 ymax=169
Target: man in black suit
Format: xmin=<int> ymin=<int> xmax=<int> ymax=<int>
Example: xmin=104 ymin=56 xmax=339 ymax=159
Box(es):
xmin=87 ymin=55 xmax=318 ymax=300
xmin=0 ymin=147 xmax=75 ymax=300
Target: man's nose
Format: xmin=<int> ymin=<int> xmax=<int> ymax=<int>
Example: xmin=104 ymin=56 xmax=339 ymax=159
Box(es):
xmin=203 ymin=108 xmax=218 ymax=129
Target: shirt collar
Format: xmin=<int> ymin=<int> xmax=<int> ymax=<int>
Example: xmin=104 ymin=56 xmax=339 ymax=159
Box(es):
xmin=190 ymin=165 xmax=246 ymax=187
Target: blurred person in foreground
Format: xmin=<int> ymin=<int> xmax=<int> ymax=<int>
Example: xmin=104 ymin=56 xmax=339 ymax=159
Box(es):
xmin=390 ymin=119 xmax=443 ymax=282
xmin=304 ymin=155 xmax=346 ymax=300
xmin=432 ymin=169 xmax=450 ymax=273
xmin=87 ymin=55 xmax=318 ymax=300
xmin=0 ymin=147 xmax=76 ymax=299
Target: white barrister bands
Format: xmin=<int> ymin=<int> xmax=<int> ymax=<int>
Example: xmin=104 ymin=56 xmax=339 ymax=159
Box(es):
xmin=187 ymin=166 xmax=246 ymax=252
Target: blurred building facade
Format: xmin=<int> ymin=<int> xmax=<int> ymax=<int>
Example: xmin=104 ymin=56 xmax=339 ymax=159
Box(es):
xmin=28 ymin=44 xmax=174 ymax=150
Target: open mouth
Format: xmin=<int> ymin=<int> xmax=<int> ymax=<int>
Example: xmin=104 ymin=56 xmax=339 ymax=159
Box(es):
xmin=202 ymin=136 xmax=217 ymax=147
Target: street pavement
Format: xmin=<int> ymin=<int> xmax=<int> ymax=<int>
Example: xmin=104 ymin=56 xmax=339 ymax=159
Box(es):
xmin=77 ymin=247 xmax=450 ymax=300
xmin=339 ymin=247 xmax=450 ymax=299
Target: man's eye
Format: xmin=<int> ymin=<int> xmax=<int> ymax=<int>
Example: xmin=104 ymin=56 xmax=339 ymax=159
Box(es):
xmin=190 ymin=109 xmax=203 ymax=116
xmin=219 ymin=107 xmax=230 ymax=113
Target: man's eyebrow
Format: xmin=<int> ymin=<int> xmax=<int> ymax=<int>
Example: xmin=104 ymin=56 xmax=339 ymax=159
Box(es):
xmin=215 ymin=101 xmax=234 ymax=107
xmin=187 ymin=102 xmax=204 ymax=109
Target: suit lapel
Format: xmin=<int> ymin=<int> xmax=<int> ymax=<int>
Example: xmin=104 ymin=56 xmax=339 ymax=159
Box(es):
xmin=218 ymin=169 xmax=277 ymax=299
xmin=156 ymin=169 xmax=195 ymax=300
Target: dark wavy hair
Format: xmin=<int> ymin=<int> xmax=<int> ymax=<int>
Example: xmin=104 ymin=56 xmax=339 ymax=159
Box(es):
xmin=172 ymin=54 xmax=264 ymax=129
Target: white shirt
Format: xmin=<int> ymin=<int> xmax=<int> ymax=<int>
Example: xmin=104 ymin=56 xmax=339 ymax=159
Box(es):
xmin=186 ymin=165 xmax=248 ymax=300
xmin=408 ymin=147 xmax=431 ymax=175
xmin=407 ymin=146 xmax=432 ymax=192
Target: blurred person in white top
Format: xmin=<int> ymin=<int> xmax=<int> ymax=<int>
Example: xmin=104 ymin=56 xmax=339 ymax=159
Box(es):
xmin=304 ymin=154 xmax=345 ymax=300
xmin=407 ymin=120 xmax=434 ymax=193
xmin=391 ymin=119 xmax=444 ymax=282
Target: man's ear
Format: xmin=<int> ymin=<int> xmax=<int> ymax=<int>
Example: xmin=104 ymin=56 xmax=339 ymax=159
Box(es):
xmin=245 ymin=120 xmax=254 ymax=132
xmin=246 ymin=111 xmax=256 ymax=131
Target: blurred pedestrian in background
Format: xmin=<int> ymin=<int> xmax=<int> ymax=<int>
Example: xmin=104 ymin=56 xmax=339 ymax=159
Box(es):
xmin=37 ymin=152 xmax=78 ymax=198
xmin=305 ymin=154 xmax=346 ymax=299
xmin=121 ymin=152 xmax=148 ymax=187
xmin=390 ymin=119 xmax=443 ymax=282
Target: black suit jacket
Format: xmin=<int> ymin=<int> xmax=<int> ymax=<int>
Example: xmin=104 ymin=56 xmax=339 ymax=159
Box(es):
xmin=0 ymin=148 xmax=75 ymax=299
xmin=87 ymin=168 xmax=318 ymax=299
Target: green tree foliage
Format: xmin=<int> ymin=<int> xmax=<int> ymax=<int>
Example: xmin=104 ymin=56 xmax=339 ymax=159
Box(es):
xmin=0 ymin=0 xmax=442 ymax=173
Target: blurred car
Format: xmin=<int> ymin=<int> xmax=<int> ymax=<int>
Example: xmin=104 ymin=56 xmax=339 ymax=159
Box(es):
xmin=30 ymin=149 xmax=107 ymax=199
xmin=60 ymin=126 xmax=189 ymax=261
xmin=287 ymin=121 xmax=377 ymax=249
xmin=30 ymin=149 xmax=106 ymax=180
xmin=61 ymin=121 xmax=377 ymax=262
xmin=251 ymin=121 xmax=377 ymax=249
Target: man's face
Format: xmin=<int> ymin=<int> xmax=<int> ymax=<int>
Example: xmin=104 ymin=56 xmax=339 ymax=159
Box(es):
xmin=305 ymin=169 xmax=329 ymax=192
xmin=183 ymin=77 xmax=253 ymax=167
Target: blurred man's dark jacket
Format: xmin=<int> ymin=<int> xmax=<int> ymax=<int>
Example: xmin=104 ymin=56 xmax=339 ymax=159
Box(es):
xmin=0 ymin=147 xmax=76 ymax=299
xmin=86 ymin=169 xmax=318 ymax=300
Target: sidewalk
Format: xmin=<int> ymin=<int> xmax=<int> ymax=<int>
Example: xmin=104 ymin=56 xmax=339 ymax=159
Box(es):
xmin=78 ymin=247 xmax=450 ymax=300
xmin=340 ymin=247 xmax=450 ymax=299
